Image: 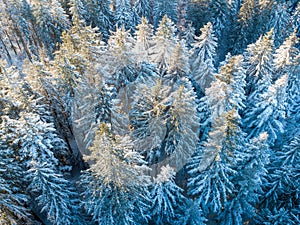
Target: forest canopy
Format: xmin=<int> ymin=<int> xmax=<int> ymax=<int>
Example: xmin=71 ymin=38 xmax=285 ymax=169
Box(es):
xmin=0 ymin=0 xmax=299 ymax=224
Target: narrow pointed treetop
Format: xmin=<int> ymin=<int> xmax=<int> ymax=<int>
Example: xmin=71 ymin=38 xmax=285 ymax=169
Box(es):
xmin=133 ymin=17 xmax=154 ymax=63
xmin=192 ymin=22 xmax=218 ymax=64
xmin=149 ymin=15 xmax=178 ymax=71
xmin=190 ymin=22 xmax=217 ymax=92
xmin=244 ymin=29 xmax=274 ymax=98
xmin=108 ymin=24 xmax=135 ymax=72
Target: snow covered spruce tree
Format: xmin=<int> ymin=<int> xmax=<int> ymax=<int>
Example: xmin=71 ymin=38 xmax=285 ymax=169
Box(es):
xmin=107 ymin=24 xmax=136 ymax=85
xmin=129 ymin=75 xmax=199 ymax=170
xmin=243 ymin=29 xmax=274 ymax=99
xmin=273 ymin=31 xmax=300 ymax=120
xmin=167 ymin=41 xmax=190 ymax=81
xmin=0 ymin=66 xmax=31 ymax=224
xmin=286 ymin=53 xmax=300 ymax=122
xmin=188 ymin=109 xmax=245 ymax=219
xmin=149 ymin=15 xmax=178 ymax=73
xmin=178 ymin=199 xmax=207 ymax=225
xmin=273 ymin=31 xmax=299 ymax=80
xmin=190 ymin=22 xmax=217 ymax=93
xmin=0 ymin=133 xmax=30 ymax=224
xmin=182 ymin=22 xmax=196 ymax=48
xmin=220 ymin=132 xmax=270 ymax=225
xmin=269 ymin=2 xmax=292 ymax=47
xmin=150 ymin=165 xmax=187 ymax=225
xmin=50 ymin=8 xmax=102 ymax=114
xmin=234 ymin=0 xmax=269 ymax=54
xmin=133 ymin=17 xmax=154 ymax=63
xmin=115 ymin=0 xmax=135 ymax=31
xmin=30 ymin=0 xmax=71 ymax=54
xmin=260 ymin=135 xmax=300 ymax=224
xmin=1 ymin=113 xmax=79 ymax=225
xmin=129 ymin=78 xmax=172 ymax=164
xmin=84 ymin=0 xmax=114 ymax=40
xmin=204 ymin=54 xmax=246 ymax=121
xmin=68 ymin=0 xmax=88 ymax=22
xmin=0 ymin=0 xmax=36 ymax=62
xmin=188 ymin=54 xmax=247 ymax=221
xmin=163 ymin=78 xmax=199 ymax=169
xmin=243 ymin=74 xmax=288 ymax=146
xmin=80 ymin=123 xmax=151 ymax=225
xmin=207 ymin=0 xmax=230 ymax=49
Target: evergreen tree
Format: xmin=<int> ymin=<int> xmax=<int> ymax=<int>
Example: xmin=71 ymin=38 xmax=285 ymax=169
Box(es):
xmin=27 ymin=161 xmax=78 ymax=225
xmin=243 ymin=74 xmax=288 ymax=146
xmin=261 ymin=135 xmax=300 ymax=224
xmin=269 ymin=2 xmax=292 ymax=47
xmin=149 ymin=15 xmax=178 ymax=73
xmin=163 ymin=78 xmax=199 ymax=169
xmin=243 ymin=30 xmax=274 ymax=99
xmin=115 ymin=0 xmax=135 ymax=31
xmin=205 ymin=54 xmax=246 ymax=121
xmin=178 ymin=199 xmax=207 ymax=225
xmin=0 ymin=113 xmax=65 ymax=167
xmin=292 ymin=2 xmax=300 ymax=36
xmin=85 ymin=0 xmax=114 ymax=40
xmin=129 ymin=75 xmax=199 ymax=169
xmin=49 ymin=11 xmax=103 ymax=145
xmin=186 ymin=0 xmax=210 ymax=32
xmin=188 ymin=53 xmax=247 ymax=218
xmin=133 ymin=17 xmax=154 ymax=63
xmin=1 ymin=112 xmax=78 ymax=225
xmin=129 ymin=78 xmax=172 ymax=163
xmin=190 ymin=22 xmax=217 ymax=93
xmin=150 ymin=165 xmax=186 ymax=225
xmin=286 ymin=54 xmax=300 ymax=120
xmin=234 ymin=0 xmax=270 ymax=54
xmin=0 ymin=65 xmax=25 ymax=119
xmin=167 ymin=41 xmax=190 ymax=80
xmin=0 ymin=138 xmax=30 ymax=224
xmin=188 ymin=109 xmax=245 ymax=216
xmin=190 ymin=22 xmax=217 ymax=68
xmin=273 ymin=31 xmax=299 ymax=80
xmin=197 ymin=95 xmax=212 ymax=141
xmin=182 ymin=22 xmax=195 ymax=48
xmin=273 ymin=32 xmax=300 ymax=129
xmin=1 ymin=0 xmax=36 ymax=62
xmin=215 ymin=54 xmax=246 ymax=112
xmin=80 ymin=124 xmax=151 ymax=224
xmin=107 ymin=24 xmax=136 ymax=85
xmin=69 ymin=0 xmax=88 ymax=21
xmin=208 ymin=0 xmax=230 ymax=37
xmin=31 ymin=0 xmax=71 ymax=54
xmin=220 ymin=132 xmax=270 ymax=225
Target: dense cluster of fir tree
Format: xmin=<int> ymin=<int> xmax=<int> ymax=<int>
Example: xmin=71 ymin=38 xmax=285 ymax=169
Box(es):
xmin=0 ymin=0 xmax=300 ymax=224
